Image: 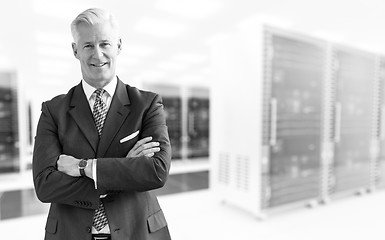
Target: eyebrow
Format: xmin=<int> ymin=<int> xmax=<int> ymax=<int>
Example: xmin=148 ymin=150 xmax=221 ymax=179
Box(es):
xmin=82 ymin=42 xmax=94 ymax=46
xmin=82 ymin=40 xmax=111 ymax=45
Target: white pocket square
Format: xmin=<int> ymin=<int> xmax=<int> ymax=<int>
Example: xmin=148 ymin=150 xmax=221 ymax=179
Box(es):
xmin=120 ymin=130 xmax=139 ymax=143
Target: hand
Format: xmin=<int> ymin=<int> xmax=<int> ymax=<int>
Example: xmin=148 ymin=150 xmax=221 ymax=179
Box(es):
xmin=57 ymin=154 xmax=81 ymax=177
xmin=126 ymin=136 xmax=160 ymax=158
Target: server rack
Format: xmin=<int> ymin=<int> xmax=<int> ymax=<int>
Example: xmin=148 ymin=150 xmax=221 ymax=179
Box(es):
xmin=187 ymin=88 xmax=209 ymax=159
xmin=329 ymin=46 xmax=377 ymax=197
xmin=163 ymin=96 xmax=184 ymax=160
xmin=262 ymin=31 xmax=326 ymax=208
xmin=0 ymin=72 xmax=19 ymax=173
xmin=143 ymin=84 xmax=210 ymax=162
xmin=210 ymin=23 xmax=383 ymax=218
xmin=141 ymin=84 xmax=183 ymax=160
xmin=164 ymin=96 xmax=183 ymax=160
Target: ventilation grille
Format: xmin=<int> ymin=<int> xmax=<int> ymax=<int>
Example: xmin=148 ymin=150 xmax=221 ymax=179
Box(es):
xmin=218 ymin=152 xmax=251 ymax=192
xmin=218 ymin=153 xmax=230 ymax=185
xmin=236 ymin=155 xmax=250 ymax=191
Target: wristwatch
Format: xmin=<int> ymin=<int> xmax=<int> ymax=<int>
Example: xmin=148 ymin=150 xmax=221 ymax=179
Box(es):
xmin=78 ymin=159 xmax=88 ymax=177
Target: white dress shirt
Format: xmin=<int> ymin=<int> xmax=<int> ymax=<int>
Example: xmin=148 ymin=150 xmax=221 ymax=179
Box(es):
xmin=81 ymin=77 xmax=117 ymax=234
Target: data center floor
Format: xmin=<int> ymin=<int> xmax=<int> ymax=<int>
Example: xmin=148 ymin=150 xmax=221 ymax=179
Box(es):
xmin=0 ymin=189 xmax=384 ymax=239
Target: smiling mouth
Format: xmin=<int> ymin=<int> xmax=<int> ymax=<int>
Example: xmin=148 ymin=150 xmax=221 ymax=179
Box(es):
xmin=91 ymin=62 xmax=108 ymax=68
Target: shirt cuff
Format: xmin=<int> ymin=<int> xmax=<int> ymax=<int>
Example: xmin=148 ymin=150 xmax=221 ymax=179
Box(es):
xmin=92 ymin=158 xmax=97 ymax=189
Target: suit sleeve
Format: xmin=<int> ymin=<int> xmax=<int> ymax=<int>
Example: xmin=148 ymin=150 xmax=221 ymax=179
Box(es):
xmin=32 ymin=102 xmax=99 ymax=209
xmin=96 ymin=94 xmax=172 ymax=192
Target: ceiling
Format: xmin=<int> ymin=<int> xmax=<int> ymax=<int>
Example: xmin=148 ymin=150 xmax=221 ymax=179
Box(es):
xmin=3 ymin=0 xmax=385 ymax=91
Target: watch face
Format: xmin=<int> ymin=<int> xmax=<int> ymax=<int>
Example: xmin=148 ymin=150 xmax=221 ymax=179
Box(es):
xmin=79 ymin=159 xmax=87 ymax=168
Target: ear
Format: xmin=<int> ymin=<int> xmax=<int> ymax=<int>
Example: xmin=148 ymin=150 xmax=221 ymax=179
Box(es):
xmin=71 ymin=43 xmax=79 ymax=59
xmin=117 ymin=38 xmax=122 ymax=55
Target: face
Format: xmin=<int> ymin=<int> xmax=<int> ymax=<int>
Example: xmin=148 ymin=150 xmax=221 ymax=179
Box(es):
xmin=72 ymin=21 xmax=121 ymax=88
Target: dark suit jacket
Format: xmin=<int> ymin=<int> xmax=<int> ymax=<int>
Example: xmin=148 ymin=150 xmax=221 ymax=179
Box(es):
xmin=32 ymin=78 xmax=172 ymax=240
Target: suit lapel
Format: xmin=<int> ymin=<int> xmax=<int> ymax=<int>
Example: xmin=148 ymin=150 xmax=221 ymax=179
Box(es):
xmin=68 ymin=83 xmax=99 ymax=153
xmin=97 ymin=79 xmax=131 ymax=157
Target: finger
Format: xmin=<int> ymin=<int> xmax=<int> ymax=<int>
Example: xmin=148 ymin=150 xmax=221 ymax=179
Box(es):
xmin=126 ymin=142 xmax=155 ymax=158
xmin=137 ymin=136 xmax=153 ymax=145
xmin=131 ymin=137 xmax=153 ymax=151
xmin=139 ymin=142 xmax=160 ymax=151
xmin=145 ymin=153 xmax=155 ymax=157
xmin=141 ymin=147 xmax=160 ymax=156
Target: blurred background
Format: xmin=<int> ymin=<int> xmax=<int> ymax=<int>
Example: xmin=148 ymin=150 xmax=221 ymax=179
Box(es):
xmin=2 ymin=0 xmax=385 ymax=239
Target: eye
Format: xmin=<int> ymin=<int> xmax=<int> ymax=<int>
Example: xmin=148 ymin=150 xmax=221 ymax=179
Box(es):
xmin=101 ymin=42 xmax=111 ymax=48
xmin=83 ymin=44 xmax=93 ymax=49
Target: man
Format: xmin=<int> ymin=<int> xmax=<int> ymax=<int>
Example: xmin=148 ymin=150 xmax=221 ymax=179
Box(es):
xmin=32 ymin=8 xmax=172 ymax=240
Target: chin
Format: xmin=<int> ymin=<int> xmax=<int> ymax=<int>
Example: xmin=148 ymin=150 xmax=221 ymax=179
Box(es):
xmin=91 ymin=71 xmax=112 ymax=79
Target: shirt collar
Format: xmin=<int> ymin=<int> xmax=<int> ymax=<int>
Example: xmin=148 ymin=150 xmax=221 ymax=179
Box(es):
xmin=82 ymin=76 xmax=118 ymax=101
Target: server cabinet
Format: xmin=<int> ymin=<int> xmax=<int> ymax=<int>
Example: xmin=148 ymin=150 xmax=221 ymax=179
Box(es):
xmin=0 ymin=72 xmax=19 ymax=173
xmin=262 ymin=31 xmax=326 ymax=208
xmin=142 ymin=85 xmax=183 ymax=160
xmin=210 ymin=24 xmax=327 ymax=217
xmin=329 ymin=46 xmax=377 ymax=196
xmin=210 ymin=20 xmax=385 ymax=218
xmin=143 ymin=84 xmax=210 ymax=162
xmin=210 ymin=22 xmax=385 ymax=218
xmin=163 ymin=96 xmax=183 ymax=160
xmin=187 ymin=88 xmax=209 ymax=159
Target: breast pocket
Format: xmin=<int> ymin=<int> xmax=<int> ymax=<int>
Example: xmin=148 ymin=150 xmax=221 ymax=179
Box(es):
xmin=119 ymin=130 xmax=140 ymax=144
xmin=117 ymin=131 xmax=140 ymax=156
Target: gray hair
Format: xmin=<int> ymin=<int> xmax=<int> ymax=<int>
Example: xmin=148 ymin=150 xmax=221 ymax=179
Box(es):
xmin=71 ymin=8 xmax=120 ymax=43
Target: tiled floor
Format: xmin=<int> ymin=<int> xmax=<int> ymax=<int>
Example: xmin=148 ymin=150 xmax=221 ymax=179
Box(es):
xmin=1 ymin=189 xmax=385 ymax=239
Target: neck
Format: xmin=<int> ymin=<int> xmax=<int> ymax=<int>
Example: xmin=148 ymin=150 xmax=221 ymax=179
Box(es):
xmin=83 ymin=76 xmax=115 ymax=89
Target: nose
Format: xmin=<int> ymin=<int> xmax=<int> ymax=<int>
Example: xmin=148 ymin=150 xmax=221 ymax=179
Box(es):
xmin=93 ymin=45 xmax=104 ymax=58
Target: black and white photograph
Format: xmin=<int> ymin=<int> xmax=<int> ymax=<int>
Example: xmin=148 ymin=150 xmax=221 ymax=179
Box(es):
xmin=1 ymin=0 xmax=385 ymax=239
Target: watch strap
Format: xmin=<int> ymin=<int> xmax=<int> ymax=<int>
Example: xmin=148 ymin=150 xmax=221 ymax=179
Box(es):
xmin=78 ymin=159 xmax=87 ymax=177
xmin=79 ymin=168 xmax=86 ymax=177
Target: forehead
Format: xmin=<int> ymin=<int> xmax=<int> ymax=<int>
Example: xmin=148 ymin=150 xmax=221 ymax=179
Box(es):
xmin=76 ymin=22 xmax=118 ymax=43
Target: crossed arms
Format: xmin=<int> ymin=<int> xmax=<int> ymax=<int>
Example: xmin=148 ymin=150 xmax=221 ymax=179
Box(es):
xmin=32 ymin=93 xmax=171 ymax=208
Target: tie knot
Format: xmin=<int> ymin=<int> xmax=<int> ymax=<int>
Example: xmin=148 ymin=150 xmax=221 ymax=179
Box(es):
xmin=94 ymin=88 xmax=105 ymax=100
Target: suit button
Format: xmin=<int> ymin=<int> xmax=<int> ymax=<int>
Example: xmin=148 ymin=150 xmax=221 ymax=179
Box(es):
xmin=86 ymin=226 xmax=92 ymax=233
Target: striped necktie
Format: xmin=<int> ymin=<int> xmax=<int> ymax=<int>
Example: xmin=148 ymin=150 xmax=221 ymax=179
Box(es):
xmin=92 ymin=88 xmax=109 ymax=231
